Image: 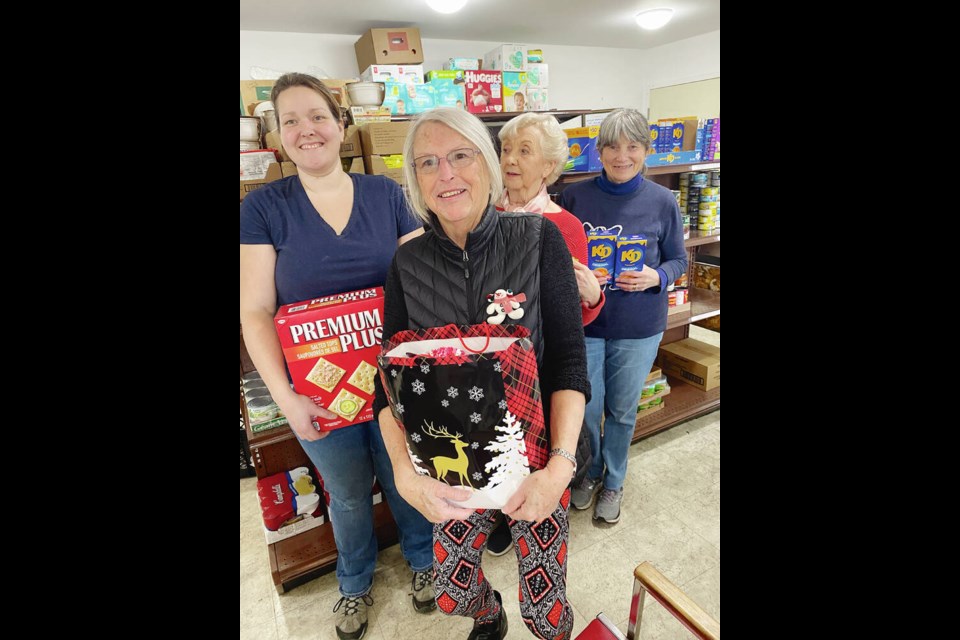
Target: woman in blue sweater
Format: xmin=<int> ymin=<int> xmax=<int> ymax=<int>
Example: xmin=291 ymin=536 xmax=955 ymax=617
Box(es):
xmin=557 ymin=108 xmax=687 ymax=524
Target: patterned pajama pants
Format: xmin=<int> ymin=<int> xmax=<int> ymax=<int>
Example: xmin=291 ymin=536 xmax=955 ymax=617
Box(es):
xmin=432 ymin=488 xmax=573 ymax=640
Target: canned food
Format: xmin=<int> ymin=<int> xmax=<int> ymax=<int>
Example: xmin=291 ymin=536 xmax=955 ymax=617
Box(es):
xmin=244 ymin=387 xmax=273 ymax=402
xmin=247 ymin=396 xmax=278 ymax=422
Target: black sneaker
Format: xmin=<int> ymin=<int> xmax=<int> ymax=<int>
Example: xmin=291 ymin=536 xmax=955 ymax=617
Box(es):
xmin=486 ymin=516 xmax=512 ymax=557
xmin=467 ymin=590 xmax=508 ymax=640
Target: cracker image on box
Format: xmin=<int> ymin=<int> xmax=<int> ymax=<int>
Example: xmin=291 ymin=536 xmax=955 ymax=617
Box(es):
xmin=330 ymin=388 xmax=366 ymax=421
xmin=305 ymin=357 xmax=346 ymax=392
xmin=347 ymin=360 xmax=377 ymax=395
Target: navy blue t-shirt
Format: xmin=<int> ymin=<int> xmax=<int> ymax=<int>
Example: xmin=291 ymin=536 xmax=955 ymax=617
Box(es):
xmin=240 ymin=173 xmax=422 ymax=306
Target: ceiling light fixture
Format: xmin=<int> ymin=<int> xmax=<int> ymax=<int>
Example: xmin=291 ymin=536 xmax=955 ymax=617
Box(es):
xmin=635 ymin=8 xmax=674 ymax=30
xmin=426 ymin=0 xmax=468 ymax=13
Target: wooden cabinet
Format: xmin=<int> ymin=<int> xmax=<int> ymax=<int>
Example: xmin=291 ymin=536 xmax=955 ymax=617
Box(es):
xmin=240 ymin=327 xmax=398 ymax=594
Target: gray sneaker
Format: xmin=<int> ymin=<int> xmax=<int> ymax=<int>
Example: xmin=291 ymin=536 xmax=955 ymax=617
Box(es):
xmin=333 ymin=593 xmax=373 ymax=640
xmin=594 ymin=487 xmax=623 ymax=523
xmin=571 ymin=476 xmax=602 ymax=510
xmin=411 ymin=568 xmax=437 ymax=613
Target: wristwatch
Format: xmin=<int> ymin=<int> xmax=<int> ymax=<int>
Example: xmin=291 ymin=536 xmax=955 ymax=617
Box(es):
xmin=550 ymin=448 xmax=577 ymax=479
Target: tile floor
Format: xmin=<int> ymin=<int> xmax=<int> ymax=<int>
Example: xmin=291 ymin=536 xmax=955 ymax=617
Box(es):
xmin=241 ymin=328 xmax=720 ymax=640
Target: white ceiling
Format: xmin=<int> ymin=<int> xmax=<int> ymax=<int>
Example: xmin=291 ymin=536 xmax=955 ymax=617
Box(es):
xmin=240 ymin=0 xmax=720 ymax=51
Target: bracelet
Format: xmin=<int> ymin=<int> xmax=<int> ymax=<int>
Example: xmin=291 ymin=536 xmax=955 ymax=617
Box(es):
xmin=549 ymin=448 xmax=577 ymax=478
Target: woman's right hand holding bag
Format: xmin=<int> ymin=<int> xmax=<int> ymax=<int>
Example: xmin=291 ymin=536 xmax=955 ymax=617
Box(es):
xmin=394 ymin=469 xmax=476 ymax=523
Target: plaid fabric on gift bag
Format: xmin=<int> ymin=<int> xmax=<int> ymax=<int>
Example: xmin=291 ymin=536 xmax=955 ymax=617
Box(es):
xmin=378 ymin=324 xmax=546 ymax=508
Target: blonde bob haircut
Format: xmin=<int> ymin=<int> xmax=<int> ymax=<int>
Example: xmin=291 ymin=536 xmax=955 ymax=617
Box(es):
xmin=402 ymin=108 xmax=503 ymax=224
xmin=498 ymin=112 xmax=570 ymax=186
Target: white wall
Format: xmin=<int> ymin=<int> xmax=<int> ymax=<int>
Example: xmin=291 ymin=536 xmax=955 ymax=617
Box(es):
xmin=635 ymin=31 xmax=720 ymax=115
xmin=240 ymin=29 xmax=719 ymax=111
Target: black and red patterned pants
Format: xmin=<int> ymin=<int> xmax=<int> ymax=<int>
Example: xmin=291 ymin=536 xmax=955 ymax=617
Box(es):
xmin=432 ymin=488 xmax=573 ymax=639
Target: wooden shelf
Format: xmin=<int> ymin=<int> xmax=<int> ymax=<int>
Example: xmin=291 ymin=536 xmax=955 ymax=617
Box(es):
xmin=390 ymin=108 xmax=601 ymax=124
xmin=685 ymin=229 xmax=720 ymax=248
xmin=269 ymin=500 xmax=399 ymax=594
xmin=633 ymin=376 xmax=720 ymax=441
xmin=666 ymin=288 xmax=720 ymax=330
xmin=647 ymin=161 xmax=720 ymax=176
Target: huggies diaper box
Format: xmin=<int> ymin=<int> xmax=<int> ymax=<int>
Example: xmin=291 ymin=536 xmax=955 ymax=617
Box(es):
xmin=464 ymin=70 xmax=502 ymax=113
xmin=275 ymin=287 xmax=385 ymax=430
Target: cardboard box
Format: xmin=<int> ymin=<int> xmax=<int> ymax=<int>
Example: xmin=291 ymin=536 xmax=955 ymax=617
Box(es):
xmin=443 ymin=57 xmax=482 ymax=71
xmin=240 ymin=162 xmax=283 ymax=202
xmin=264 ymin=130 xmax=289 ymax=162
xmin=341 ymin=156 xmax=365 ymax=174
xmin=240 ymin=80 xmax=276 ymax=116
xmin=340 ymin=126 xmax=363 ymax=158
xmin=318 ymin=78 xmax=356 ymax=107
xmin=280 ymin=162 xmax=298 ymax=178
xmin=361 ymin=64 xmax=425 ymax=85
xmin=358 ymin=122 xmax=410 ymax=155
xmin=264 ymin=126 xmax=362 ymax=162
xmin=525 ymin=63 xmax=549 ymax=88
xmin=483 ymin=44 xmax=528 ymax=72
xmin=657 ymin=338 xmax=720 ymax=392
xmin=355 ymin=28 xmax=424 ymax=71
xmin=464 ymin=70 xmax=502 ymax=114
xmin=382 ymin=81 xmax=436 ymax=115
xmin=363 ymin=155 xmax=404 ymax=184
xmin=274 ymin=287 xmax=386 ymax=430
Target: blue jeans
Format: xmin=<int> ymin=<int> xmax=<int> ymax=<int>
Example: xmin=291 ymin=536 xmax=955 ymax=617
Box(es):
xmin=583 ymin=334 xmax=663 ymax=491
xmin=298 ymin=420 xmax=434 ymax=596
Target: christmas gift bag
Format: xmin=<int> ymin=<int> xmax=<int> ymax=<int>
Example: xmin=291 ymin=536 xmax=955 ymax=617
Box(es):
xmin=378 ymin=324 xmax=546 ymax=509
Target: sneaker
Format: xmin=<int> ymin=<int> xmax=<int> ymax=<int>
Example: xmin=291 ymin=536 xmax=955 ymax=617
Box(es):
xmin=593 ymin=487 xmax=623 ymax=524
xmin=486 ymin=516 xmax=512 ymax=557
xmin=571 ymin=476 xmax=602 ymax=510
xmin=333 ymin=593 xmax=373 ymax=640
xmin=467 ymin=590 xmax=508 ymax=640
xmin=411 ymin=568 xmax=437 ymax=613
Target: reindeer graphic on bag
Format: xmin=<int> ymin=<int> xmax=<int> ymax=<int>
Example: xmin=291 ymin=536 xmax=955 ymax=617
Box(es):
xmin=378 ymin=324 xmax=545 ymax=509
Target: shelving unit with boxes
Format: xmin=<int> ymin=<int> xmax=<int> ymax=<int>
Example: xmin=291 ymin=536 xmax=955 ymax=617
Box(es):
xmin=633 ymin=162 xmax=720 ymax=441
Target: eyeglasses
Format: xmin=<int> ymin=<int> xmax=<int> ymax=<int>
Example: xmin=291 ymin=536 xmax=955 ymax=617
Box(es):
xmin=413 ymin=148 xmax=482 ymax=174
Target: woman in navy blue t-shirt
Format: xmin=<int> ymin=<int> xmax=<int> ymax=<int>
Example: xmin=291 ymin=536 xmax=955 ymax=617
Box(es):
xmin=240 ymin=73 xmax=434 ymax=640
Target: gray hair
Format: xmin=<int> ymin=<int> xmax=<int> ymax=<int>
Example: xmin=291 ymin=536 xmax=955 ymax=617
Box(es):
xmin=402 ymin=108 xmax=503 ymax=223
xmin=498 ymin=112 xmax=569 ymax=185
xmin=598 ymin=108 xmax=653 ymax=176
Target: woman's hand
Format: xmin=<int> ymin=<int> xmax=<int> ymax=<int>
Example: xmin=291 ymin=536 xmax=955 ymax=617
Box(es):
xmin=573 ymin=259 xmax=602 ymax=307
xmin=615 ymin=264 xmax=661 ymax=292
xmin=276 ymin=393 xmax=338 ymax=442
xmin=395 ymin=472 xmax=476 ymax=523
xmin=501 ymin=463 xmax=570 ymax=524
xmin=592 ymin=268 xmax=610 ymax=287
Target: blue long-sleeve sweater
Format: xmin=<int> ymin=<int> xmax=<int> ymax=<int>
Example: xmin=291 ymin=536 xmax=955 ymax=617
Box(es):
xmin=558 ymin=175 xmax=687 ymax=340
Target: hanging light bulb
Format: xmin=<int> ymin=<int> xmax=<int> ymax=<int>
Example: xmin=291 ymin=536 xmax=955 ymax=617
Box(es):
xmin=426 ymin=0 xmax=468 ymax=14
xmin=635 ymin=8 xmax=674 ymax=30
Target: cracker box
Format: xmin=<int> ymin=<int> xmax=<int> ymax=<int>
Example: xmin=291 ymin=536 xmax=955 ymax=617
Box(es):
xmin=275 ymin=287 xmax=384 ymax=430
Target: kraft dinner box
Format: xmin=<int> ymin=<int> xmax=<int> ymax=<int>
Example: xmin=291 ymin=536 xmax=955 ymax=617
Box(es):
xmin=275 ymin=287 xmax=384 ymax=430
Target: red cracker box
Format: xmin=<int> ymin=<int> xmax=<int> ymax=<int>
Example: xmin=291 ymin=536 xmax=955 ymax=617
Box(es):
xmin=275 ymin=287 xmax=384 ymax=430
xmin=464 ymin=70 xmax=503 ymax=114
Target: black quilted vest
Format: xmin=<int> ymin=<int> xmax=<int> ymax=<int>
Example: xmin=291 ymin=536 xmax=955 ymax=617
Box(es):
xmin=393 ymin=205 xmax=545 ymax=363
